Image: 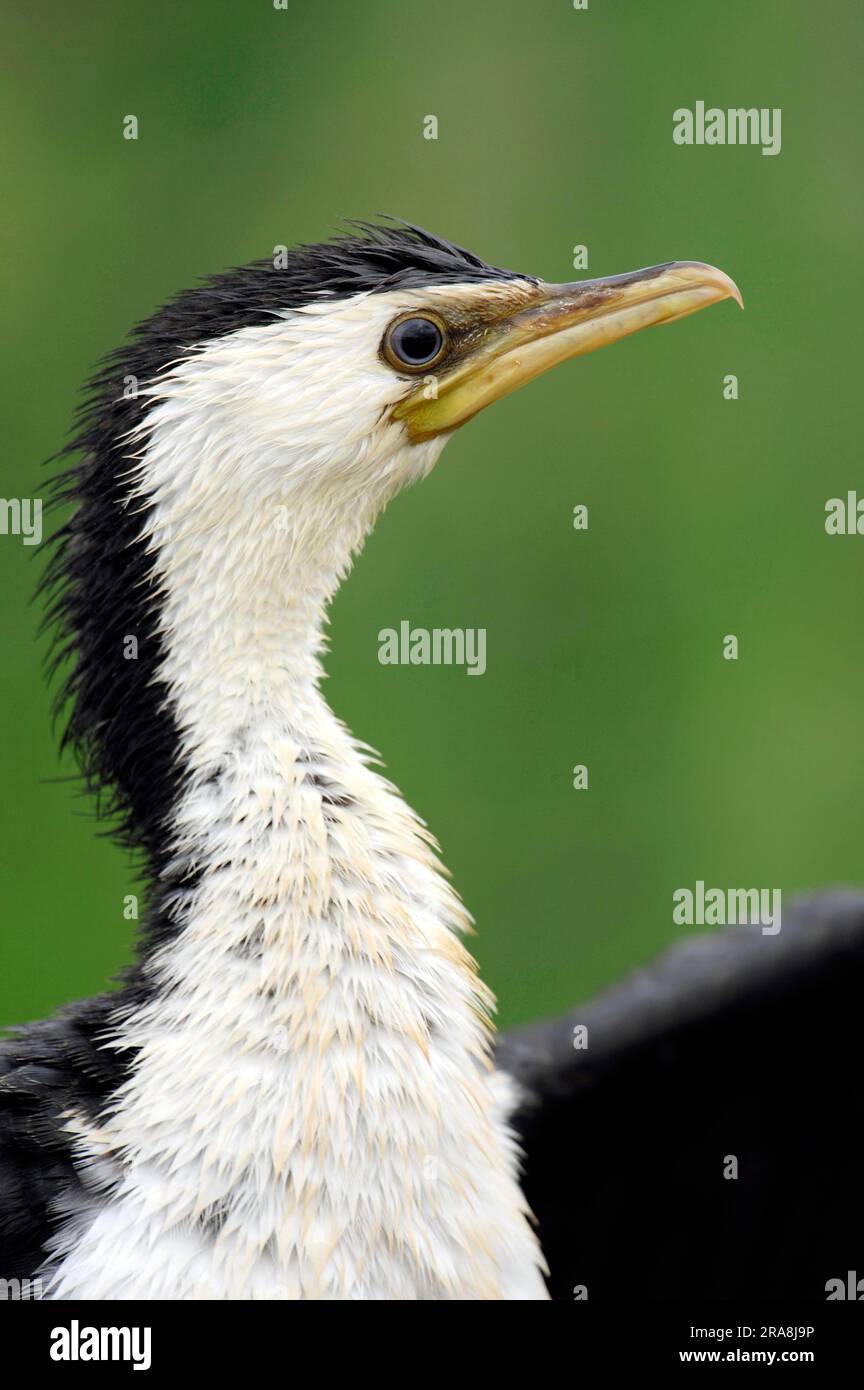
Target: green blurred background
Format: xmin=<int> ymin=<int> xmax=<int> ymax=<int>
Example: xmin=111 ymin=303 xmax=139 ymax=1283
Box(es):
xmin=1 ymin=0 xmax=862 ymax=1030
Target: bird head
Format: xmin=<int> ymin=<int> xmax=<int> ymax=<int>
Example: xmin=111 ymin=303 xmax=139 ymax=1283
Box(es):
xmin=48 ymin=221 xmax=740 ymax=854
xmin=114 ymin=222 xmax=741 ymax=554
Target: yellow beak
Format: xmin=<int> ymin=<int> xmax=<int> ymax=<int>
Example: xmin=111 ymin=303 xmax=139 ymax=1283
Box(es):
xmin=394 ymin=260 xmax=742 ymax=442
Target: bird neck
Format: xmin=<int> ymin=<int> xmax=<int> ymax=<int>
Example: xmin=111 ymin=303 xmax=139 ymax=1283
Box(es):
xmin=65 ymin=480 xmax=544 ymax=1299
xmin=142 ymin=490 xmax=486 ymax=1042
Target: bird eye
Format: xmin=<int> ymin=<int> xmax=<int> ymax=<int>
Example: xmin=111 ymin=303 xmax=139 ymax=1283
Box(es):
xmin=383 ymin=314 xmax=447 ymax=371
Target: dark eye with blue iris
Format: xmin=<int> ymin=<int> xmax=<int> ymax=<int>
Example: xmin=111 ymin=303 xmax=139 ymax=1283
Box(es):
xmin=384 ymin=315 xmax=447 ymax=370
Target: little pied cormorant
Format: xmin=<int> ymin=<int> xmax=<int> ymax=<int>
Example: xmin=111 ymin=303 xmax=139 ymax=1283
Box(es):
xmin=2 ymin=222 xmax=862 ymax=1301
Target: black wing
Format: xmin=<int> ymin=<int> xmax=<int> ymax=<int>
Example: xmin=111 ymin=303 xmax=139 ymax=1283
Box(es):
xmin=0 ymin=994 xmax=119 ymax=1281
xmin=497 ymin=890 xmax=864 ymax=1301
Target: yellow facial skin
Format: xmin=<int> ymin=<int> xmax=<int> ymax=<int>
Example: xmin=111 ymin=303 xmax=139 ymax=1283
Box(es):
xmin=394 ymin=261 xmax=742 ymax=442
